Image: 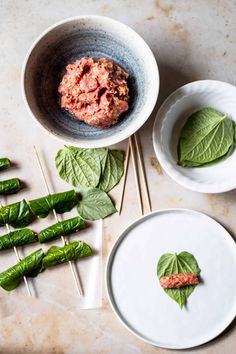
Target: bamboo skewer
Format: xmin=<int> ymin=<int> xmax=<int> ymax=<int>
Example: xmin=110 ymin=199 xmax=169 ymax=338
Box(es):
xmin=0 ymin=202 xmax=32 ymax=296
xmin=120 ymin=134 xmax=151 ymax=217
xmin=129 ymin=136 xmax=143 ymax=216
xmin=118 ymin=141 xmax=130 ymax=214
xmin=33 ymin=146 xmax=83 ymax=296
xmin=133 ymin=134 xmax=152 ymax=213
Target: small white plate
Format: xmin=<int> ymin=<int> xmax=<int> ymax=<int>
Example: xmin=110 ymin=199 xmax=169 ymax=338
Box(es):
xmin=105 ymin=209 xmax=236 ymax=349
xmin=153 ymin=80 xmax=236 ymax=193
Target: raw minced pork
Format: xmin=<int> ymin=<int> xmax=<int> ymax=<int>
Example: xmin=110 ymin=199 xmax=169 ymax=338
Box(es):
xmin=160 ymin=273 xmax=199 ymax=288
xmin=58 ymin=57 xmax=129 ymax=128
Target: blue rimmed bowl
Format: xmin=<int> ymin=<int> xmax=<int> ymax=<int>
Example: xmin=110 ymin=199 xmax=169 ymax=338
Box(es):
xmin=21 ymin=15 xmax=159 ymax=148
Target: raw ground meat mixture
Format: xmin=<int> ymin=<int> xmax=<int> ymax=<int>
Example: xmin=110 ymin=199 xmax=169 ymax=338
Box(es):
xmin=58 ymin=57 xmax=129 ymax=128
xmin=160 ymin=273 xmax=199 ymax=288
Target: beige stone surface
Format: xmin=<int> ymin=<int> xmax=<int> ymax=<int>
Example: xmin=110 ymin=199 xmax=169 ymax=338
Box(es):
xmin=1 ymin=0 xmax=236 ymax=353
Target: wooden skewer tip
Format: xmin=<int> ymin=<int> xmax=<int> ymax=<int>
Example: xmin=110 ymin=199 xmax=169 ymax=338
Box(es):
xmin=129 ymin=136 xmax=143 ymax=216
xmin=134 ymin=134 xmax=152 ymax=212
xmin=118 ymin=141 xmax=130 ymax=215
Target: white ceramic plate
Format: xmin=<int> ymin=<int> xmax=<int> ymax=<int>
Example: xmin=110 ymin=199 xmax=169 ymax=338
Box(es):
xmin=105 ymin=209 xmax=236 ymax=349
xmin=153 ymin=80 xmax=236 ymax=193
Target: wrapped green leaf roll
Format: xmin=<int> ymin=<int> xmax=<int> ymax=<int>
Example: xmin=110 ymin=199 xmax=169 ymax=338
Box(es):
xmin=0 ymin=158 xmax=10 ymax=171
xmin=0 ymin=249 xmax=44 ymax=291
xmin=42 ymin=241 xmax=92 ymax=269
xmin=0 ymin=229 xmax=37 ymax=250
xmin=0 ymin=200 xmax=32 ymax=228
xmin=0 ymin=178 xmax=21 ymax=195
xmin=38 ymin=217 xmax=86 ymax=243
xmin=28 ymin=190 xmax=78 ymax=218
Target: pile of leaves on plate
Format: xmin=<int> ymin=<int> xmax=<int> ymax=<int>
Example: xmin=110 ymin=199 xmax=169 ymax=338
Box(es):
xmin=157 ymin=251 xmax=201 ymax=309
xmin=55 ymin=146 xmax=124 ymax=220
xmin=178 ymin=107 xmax=236 ymax=167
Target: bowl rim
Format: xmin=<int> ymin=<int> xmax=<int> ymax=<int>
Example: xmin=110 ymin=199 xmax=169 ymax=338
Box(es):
xmin=152 ymin=79 xmax=236 ymax=193
xmin=21 ymin=15 xmax=159 ymax=148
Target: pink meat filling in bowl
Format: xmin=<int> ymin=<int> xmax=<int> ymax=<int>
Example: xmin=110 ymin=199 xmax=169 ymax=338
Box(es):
xmin=22 ymin=16 xmax=159 ymax=147
xmin=58 ymin=57 xmax=129 ymax=128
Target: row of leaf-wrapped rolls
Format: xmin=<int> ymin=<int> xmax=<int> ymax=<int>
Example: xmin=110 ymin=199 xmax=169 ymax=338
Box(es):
xmin=0 ymin=159 xmax=91 ymax=292
xmin=0 ymin=189 xmax=79 ymax=228
xmin=0 ymin=241 xmax=92 ymax=291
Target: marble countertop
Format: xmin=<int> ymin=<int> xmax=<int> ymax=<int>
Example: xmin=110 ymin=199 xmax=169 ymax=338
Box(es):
xmin=1 ymin=0 xmax=236 ymax=353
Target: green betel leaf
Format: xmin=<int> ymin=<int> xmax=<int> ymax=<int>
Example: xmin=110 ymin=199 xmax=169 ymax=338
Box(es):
xmin=0 ymin=248 xmax=44 ymax=291
xmin=0 ymin=200 xmax=32 ymax=228
xmin=0 ymin=158 xmax=10 ymax=171
xmin=97 ymin=149 xmax=124 ymax=192
xmin=42 ymin=241 xmax=92 ymax=269
xmin=0 ymin=178 xmax=21 ymax=195
xmin=0 ymin=229 xmax=37 ymax=250
xmin=157 ymin=252 xmax=201 ymax=309
xmin=55 ymin=146 xmax=101 ymax=188
xmin=178 ymin=107 xmax=235 ymax=167
xmin=38 ymin=216 xmax=86 ymax=243
xmin=77 ymin=188 xmax=117 ymax=220
xmin=28 ymin=190 xmax=78 ymax=218
xmin=55 ymin=146 xmax=124 ymax=194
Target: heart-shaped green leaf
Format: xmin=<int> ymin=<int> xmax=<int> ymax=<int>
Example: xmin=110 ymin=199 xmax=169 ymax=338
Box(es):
xmin=157 ymin=252 xmax=201 ymax=308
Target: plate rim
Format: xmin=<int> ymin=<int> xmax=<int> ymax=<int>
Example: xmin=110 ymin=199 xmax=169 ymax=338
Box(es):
xmin=105 ymin=208 xmax=236 ymax=349
xmin=152 ymin=79 xmax=236 ymax=193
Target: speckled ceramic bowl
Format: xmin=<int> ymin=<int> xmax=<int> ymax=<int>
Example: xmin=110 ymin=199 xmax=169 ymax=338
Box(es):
xmin=22 ymin=15 xmax=159 ymax=147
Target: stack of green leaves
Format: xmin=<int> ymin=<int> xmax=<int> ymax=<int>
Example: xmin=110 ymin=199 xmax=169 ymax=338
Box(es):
xmin=55 ymin=146 xmax=124 ymax=220
xmin=178 ymin=107 xmax=236 ymax=167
